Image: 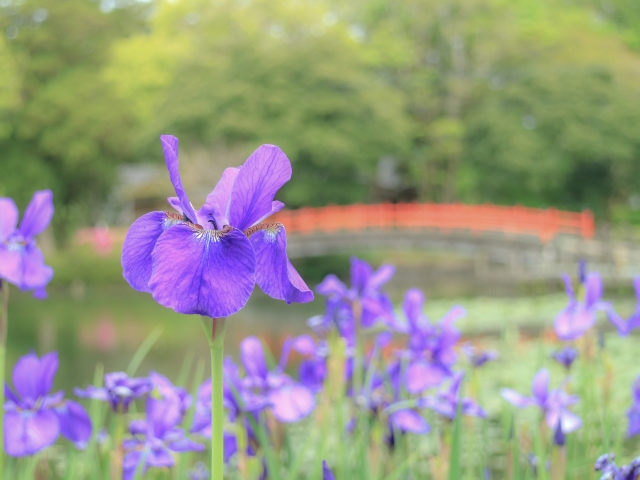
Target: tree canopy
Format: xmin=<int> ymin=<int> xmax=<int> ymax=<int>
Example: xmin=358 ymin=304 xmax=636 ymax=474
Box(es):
xmin=2 ymin=0 xmax=640 ymax=232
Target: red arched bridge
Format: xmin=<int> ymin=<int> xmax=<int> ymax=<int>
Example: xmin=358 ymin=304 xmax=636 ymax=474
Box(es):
xmin=270 ymin=203 xmax=595 ymax=242
xmin=79 ymin=203 xmax=640 ymax=283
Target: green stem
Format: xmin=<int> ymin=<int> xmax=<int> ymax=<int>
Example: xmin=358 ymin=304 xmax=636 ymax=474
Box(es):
xmin=201 ymin=317 xmax=227 ymax=480
xmin=0 ymin=280 xmax=9 ymax=476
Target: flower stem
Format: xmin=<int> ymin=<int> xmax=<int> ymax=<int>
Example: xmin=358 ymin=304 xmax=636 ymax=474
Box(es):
xmin=0 ymin=280 xmax=9 ymax=475
xmin=201 ymin=317 xmax=227 ymax=480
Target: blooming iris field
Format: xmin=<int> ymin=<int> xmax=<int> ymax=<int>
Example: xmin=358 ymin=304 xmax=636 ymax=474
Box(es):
xmin=2 ymin=137 xmax=640 ymax=479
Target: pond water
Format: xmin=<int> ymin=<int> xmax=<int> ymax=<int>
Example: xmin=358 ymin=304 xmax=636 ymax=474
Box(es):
xmin=7 ymin=278 xmax=635 ymax=395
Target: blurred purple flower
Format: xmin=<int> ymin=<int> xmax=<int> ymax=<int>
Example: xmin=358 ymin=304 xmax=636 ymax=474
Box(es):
xmin=289 ymin=334 xmax=328 ymax=393
xmin=316 ymin=257 xmax=396 ymax=330
xmin=394 ymin=289 xmax=464 ymax=394
xmin=551 ymin=347 xmax=578 ymax=370
xmin=607 ymin=277 xmax=640 ymax=337
xmin=594 ymin=453 xmax=640 ymax=480
xmin=419 ymin=372 xmax=486 ymax=420
xmin=501 ymin=369 xmax=582 ymax=433
xmin=75 ymin=372 xmax=152 ymax=413
xmin=626 ymin=377 xmax=640 ymax=438
xmin=0 ymin=190 xmax=54 ymax=297
xmin=239 ymin=336 xmax=316 ymax=423
xmin=123 ymin=388 xmax=203 ymax=480
xmin=554 ymin=271 xmax=607 ymax=341
xmin=4 ymin=352 xmax=91 ymax=456
xmin=121 ymin=135 xmax=312 ymax=318
xmin=323 ymin=460 xmax=336 ymax=480
xmin=463 ymin=343 xmax=498 ymax=368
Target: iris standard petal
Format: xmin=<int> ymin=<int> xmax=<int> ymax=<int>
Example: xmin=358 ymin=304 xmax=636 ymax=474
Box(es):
xmin=122 ymin=211 xmax=183 ymax=293
xmin=149 ymin=224 xmax=255 ymax=317
xmin=55 ymin=400 xmax=92 ymax=446
xmin=13 ymin=352 xmax=47 ymax=401
xmin=368 ymin=264 xmax=395 ymax=291
xmin=350 ymin=257 xmax=373 ymax=293
xmin=501 ymin=389 xmax=534 ymax=408
xmin=403 ymin=288 xmax=425 ymax=330
xmin=247 ymin=223 xmax=313 ymax=304
xmin=531 ymin=369 xmax=549 ymax=404
xmin=4 ymin=409 xmax=60 ymax=457
xmin=406 ymin=361 xmax=448 ymax=394
xmin=240 ymin=337 xmax=268 ymax=379
xmin=36 ymin=352 xmax=59 ymax=398
xmin=267 ymin=383 xmax=315 ymax=422
xmin=316 ymin=274 xmax=348 ymax=298
xmin=160 ymin=135 xmax=197 ymax=222
xmin=291 ymin=335 xmax=317 ymax=355
xmin=389 ymin=409 xmax=430 ymax=434
xmin=205 ymin=167 xmax=240 ymax=219
xmin=585 ymin=272 xmax=603 ymax=308
xmin=561 ymin=273 xmax=575 ymax=300
xmin=0 ymin=197 xmax=18 ymax=241
xmin=18 ymin=190 xmax=53 ymax=239
xmin=228 ymin=145 xmax=292 ymax=231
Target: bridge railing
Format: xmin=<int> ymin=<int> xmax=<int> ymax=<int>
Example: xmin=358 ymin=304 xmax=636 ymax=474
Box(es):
xmin=270 ymin=203 xmax=595 ymax=242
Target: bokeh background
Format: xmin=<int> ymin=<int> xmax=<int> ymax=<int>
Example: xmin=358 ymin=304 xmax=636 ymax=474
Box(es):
xmin=2 ymin=0 xmax=640 ymax=389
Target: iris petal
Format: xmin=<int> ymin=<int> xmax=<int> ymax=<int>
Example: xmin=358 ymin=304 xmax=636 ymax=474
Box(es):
xmin=18 ymin=190 xmax=53 ymax=239
xmin=406 ymin=360 xmax=448 ymax=394
xmin=247 ymin=223 xmax=313 ymax=304
xmin=0 ymin=242 xmax=53 ymax=291
xmin=206 ymin=167 xmax=240 ymax=219
xmin=55 ymin=400 xmax=92 ymax=446
xmin=268 ymin=383 xmax=315 ymax=422
xmin=4 ymin=409 xmax=60 ymax=457
xmin=501 ymin=389 xmax=534 ymax=408
xmin=149 ymin=224 xmax=255 ymax=317
xmin=122 ymin=211 xmax=182 ymax=293
xmin=403 ymin=288 xmax=425 ymax=330
xmin=160 ymin=135 xmax=197 ymax=222
xmin=389 ymin=409 xmax=430 ymax=434
xmin=228 ymin=145 xmax=292 ymax=230
xmin=0 ymin=197 xmax=18 ymax=241
xmin=13 ymin=352 xmax=56 ymax=401
xmin=240 ymin=337 xmax=268 ymax=379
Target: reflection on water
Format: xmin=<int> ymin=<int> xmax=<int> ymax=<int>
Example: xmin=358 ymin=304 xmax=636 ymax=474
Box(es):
xmin=7 ymin=285 xmax=322 ymax=392
xmin=7 ymin=281 xmax=636 ymax=394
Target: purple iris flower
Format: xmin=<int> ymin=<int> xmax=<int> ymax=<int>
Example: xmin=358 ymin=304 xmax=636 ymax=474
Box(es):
xmin=121 ymin=135 xmax=313 ymax=318
xmin=419 ymin=372 xmax=486 ymax=420
xmin=554 ymin=271 xmax=607 ymax=340
xmin=0 ymin=190 xmax=54 ymax=297
xmin=317 ymin=257 xmax=396 ymax=329
xmin=463 ymin=343 xmax=498 ymax=368
xmin=594 ymin=453 xmax=640 ymax=480
xmin=75 ymin=372 xmax=152 ymax=413
xmin=551 ymin=347 xmax=578 ymax=370
xmin=323 ymin=461 xmax=336 ymax=480
xmin=239 ymin=336 xmax=316 ymax=423
xmin=394 ymin=289 xmax=464 ymax=394
xmin=122 ymin=385 xmax=203 ymax=480
xmin=501 ymin=369 xmax=582 ymax=433
xmin=289 ymin=334 xmax=328 ymax=393
xmin=607 ymin=277 xmax=640 ymax=336
xmin=626 ymin=377 xmax=640 ymax=438
xmin=4 ymin=352 xmax=91 ymax=456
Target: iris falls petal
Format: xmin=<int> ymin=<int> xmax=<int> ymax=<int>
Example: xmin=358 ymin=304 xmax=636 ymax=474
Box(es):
xmin=122 ymin=211 xmax=183 ymax=293
xmin=247 ymin=223 xmax=313 ymax=304
xmin=149 ymin=224 xmax=255 ymax=317
xmin=4 ymin=409 xmax=60 ymax=457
